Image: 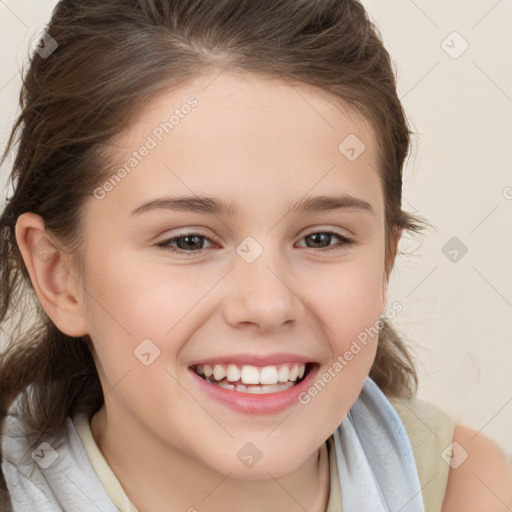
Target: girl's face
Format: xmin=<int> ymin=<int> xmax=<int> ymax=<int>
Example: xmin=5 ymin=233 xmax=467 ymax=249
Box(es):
xmin=78 ymin=71 xmax=390 ymax=478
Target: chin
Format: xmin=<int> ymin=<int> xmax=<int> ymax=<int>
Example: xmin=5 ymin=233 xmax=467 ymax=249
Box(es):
xmin=199 ymin=440 xmax=316 ymax=481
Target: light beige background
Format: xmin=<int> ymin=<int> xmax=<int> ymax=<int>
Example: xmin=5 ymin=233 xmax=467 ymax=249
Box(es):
xmin=1 ymin=0 xmax=511 ymax=453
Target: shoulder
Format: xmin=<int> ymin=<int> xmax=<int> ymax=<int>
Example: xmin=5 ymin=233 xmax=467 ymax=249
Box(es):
xmin=441 ymin=423 xmax=512 ymax=511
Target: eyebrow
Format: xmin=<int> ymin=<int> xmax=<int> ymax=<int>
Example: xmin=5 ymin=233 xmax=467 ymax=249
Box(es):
xmin=130 ymin=193 xmax=374 ymax=217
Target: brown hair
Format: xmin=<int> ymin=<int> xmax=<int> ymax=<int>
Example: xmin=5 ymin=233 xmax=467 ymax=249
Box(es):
xmin=0 ymin=0 xmax=429 ymax=506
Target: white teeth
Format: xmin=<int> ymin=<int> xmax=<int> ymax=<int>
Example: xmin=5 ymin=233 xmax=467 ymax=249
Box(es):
xmin=246 ymin=386 xmax=263 ymax=394
xmin=240 ymin=365 xmax=260 ymax=385
xmin=260 ymin=366 xmax=279 ymax=385
xmin=278 ymin=365 xmax=290 ymax=382
xmin=226 ymin=364 xmax=241 ymax=382
xmin=195 ymin=362 xmax=308 ymax=390
xmin=235 ymin=382 xmax=296 ymax=394
xmin=260 ymin=383 xmax=292 ymax=394
xmin=213 ymin=364 xmax=226 ymax=381
xmin=216 ymin=381 xmax=235 ymax=391
xmin=204 ymin=376 xmax=297 ymax=394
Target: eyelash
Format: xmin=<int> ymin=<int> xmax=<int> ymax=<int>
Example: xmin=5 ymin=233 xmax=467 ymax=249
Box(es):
xmin=156 ymin=230 xmax=355 ymax=255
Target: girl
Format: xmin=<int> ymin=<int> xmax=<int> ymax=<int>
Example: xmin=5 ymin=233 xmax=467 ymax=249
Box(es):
xmin=1 ymin=1 xmax=511 ymax=510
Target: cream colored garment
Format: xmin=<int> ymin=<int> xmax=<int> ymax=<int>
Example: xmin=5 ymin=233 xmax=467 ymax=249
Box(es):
xmin=325 ymin=395 xmax=455 ymax=511
xmin=387 ymin=396 xmax=455 ymax=512
xmin=74 ymin=395 xmax=455 ymax=512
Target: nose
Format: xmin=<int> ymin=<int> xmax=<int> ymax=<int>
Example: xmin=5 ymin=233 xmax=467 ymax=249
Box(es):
xmin=221 ymin=247 xmax=303 ymax=333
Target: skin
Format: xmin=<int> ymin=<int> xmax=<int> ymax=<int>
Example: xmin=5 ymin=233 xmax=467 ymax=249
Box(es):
xmin=442 ymin=424 xmax=512 ymax=511
xmin=14 ymin=71 xmax=511 ymax=511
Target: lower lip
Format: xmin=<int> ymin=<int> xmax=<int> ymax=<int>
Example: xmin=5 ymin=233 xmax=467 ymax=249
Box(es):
xmin=189 ymin=365 xmax=319 ymax=415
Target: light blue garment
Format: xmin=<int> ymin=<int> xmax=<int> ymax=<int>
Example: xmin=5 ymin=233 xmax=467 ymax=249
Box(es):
xmin=2 ymin=377 xmax=424 ymax=511
xmin=334 ymin=377 xmax=424 ymax=511
xmin=1 ymin=405 xmax=119 ymax=512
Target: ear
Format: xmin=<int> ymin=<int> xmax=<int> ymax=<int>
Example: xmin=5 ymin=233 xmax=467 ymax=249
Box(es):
xmin=15 ymin=212 xmax=89 ymax=337
xmin=380 ymin=227 xmax=403 ymax=312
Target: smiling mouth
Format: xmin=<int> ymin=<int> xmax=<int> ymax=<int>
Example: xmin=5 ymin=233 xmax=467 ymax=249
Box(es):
xmin=191 ymin=362 xmax=310 ymax=394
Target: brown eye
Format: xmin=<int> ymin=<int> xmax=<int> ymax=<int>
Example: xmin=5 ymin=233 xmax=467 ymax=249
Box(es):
xmin=156 ymin=232 xmax=216 ymax=254
xmin=299 ymin=231 xmax=355 ymax=250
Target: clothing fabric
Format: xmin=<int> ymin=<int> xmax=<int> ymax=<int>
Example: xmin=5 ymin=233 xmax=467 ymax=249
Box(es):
xmin=386 ymin=396 xmax=455 ymax=512
xmin=332 ymin=377 xmax=425 ymax=511
xmin=1 ymin=377 xmax=446 ymax=511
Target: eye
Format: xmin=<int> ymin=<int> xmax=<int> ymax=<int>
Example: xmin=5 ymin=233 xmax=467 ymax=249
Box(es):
xmin=297 ymin=231 xmax=355 ymax=251
xmin=156 ymin=229 xmax=355 ymax=254
xmin=156 ymin=231 xmax=216 ymax=254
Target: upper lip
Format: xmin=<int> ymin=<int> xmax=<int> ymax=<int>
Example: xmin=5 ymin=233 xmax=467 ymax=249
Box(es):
xmin=188 ymin=353 xmax=315 ymax=367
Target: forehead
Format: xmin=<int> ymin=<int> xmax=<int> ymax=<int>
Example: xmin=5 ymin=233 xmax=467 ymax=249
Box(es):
xmin=96 ymin=70 xmax=384 ymax=220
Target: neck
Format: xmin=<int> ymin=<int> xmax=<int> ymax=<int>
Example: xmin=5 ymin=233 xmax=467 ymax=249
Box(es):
xmin=90 ymin=405 xmax=330 ymax=512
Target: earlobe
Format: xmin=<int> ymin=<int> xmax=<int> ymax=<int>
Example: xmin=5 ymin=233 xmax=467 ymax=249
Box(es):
xmin=15 ymin=212 xmax=89 ymax=337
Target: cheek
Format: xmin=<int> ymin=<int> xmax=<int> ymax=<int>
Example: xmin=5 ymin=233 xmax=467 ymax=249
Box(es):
xmin=299 ymin=257 xmax=384 ymax=409
xmin=82 ymin=255 xmax=201 ymax=420
xmin=84 ymin=250 xmax=210 ymax=341
xmin=308 ymin=256 xmax=385 ymax=344
xmin=81 ymin=251 xmax=224 ymax=403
